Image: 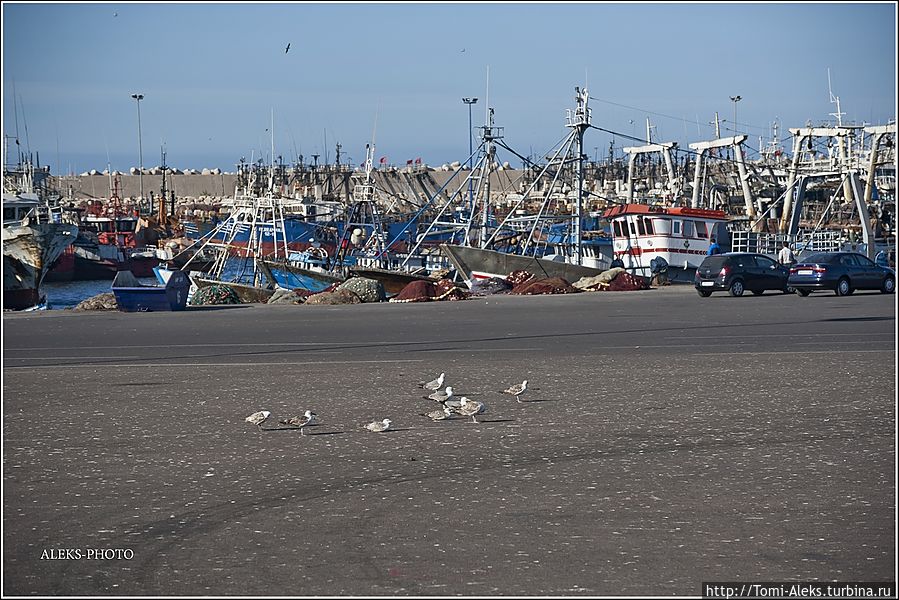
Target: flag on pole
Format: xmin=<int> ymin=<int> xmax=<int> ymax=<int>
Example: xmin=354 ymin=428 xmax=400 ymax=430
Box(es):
xmin=379 ymin=156 xmax=387 ymax=164
xmin=406 ymin=159 xmax=413 ymax=165
xmin=414 ymin=157 xmax=421 ymax=165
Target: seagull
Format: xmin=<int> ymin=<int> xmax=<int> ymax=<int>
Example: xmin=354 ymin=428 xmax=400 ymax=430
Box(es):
xmin=425 ymin=386 xmax=453 ymax=403
xmin=457 ymin=397 xmax=487 ymax=423
xmin=279 ymin=410 xmax=318 ymax=435
xmin=285 ymin=43 xmax=291 ymax=53
xmin=501 ymin=380 xmax=528 ymax=403
xmin=365 ymin=418 xmax=392 ymax=433
xmin=418 ymin=372 xmax=445 ymax=391
xmin=443 ymin=397 xmax=463 ymax=412
xmin=245 ymin=410 xmax=271 ymax=429
xmin=421 ymin=406 xmax=454 ymax=421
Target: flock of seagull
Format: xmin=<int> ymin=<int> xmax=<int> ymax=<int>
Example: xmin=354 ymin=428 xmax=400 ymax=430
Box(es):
xmin=244 ymin=373 xmax=529 ymax=435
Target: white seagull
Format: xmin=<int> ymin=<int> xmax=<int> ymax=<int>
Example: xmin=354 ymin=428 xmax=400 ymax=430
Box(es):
xmin=245 ymin=410 xmax=271 ymax=429
xmin=443 ymin=397 xmax=463 ymax=411
xmin=365 ymin=418 xmax=392 ymax=433
xmin=279 ymin=410 xmax=318 ymax=435
xmin=418 ymin=372 xmax=446 ymax=391
xmin=457 ymin=397 xmax=487 ymax=423
xmin=421 ymin=406 xmax=454 ymax=421
xmin=501 ymin=380 xmax=529 ymax=402
xmin=425 ymin=386 xmax=453 ymax=403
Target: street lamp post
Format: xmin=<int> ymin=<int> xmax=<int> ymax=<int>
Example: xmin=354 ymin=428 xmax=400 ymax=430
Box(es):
xmin=462 ymin=97 xmax=478 ymax=206
xmin=131 ymin=93 xmax=145 ymax=210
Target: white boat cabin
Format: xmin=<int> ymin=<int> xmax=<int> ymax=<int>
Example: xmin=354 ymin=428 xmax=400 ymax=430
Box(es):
xmin=602 ymin=204 xmax=730 ymax=272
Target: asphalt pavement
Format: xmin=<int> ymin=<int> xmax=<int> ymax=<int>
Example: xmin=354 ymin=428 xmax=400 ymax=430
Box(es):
xmin=2 ymin=285 xmax=896 ymax=595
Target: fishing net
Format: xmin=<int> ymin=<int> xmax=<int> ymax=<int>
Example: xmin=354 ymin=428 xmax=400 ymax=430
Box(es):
xmin=511 ymin=277 xmax=581 ymax=295
xmin=389 ymin=279 xmax=469 ymax=303
xmin=390 ymin=280 xmax=438 ymax=303
xmin=190 ymin=284 xmax=241 ymax=305
xmin=337 ymin=277 xmax=386 ymax=303
xmin=434 ymin=279 xmax=469 ymax=301
xmin=468 ymin=277 xmax=513 ymax=296
xmin=506 ymin=270 xmax=535 ymax=287
xmin=304 ymin=288 xmax=362 ymax=305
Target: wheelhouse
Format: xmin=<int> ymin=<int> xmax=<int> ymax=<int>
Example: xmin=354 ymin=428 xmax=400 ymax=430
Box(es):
xmin=602 ymin=204 xmax=730 ymax=272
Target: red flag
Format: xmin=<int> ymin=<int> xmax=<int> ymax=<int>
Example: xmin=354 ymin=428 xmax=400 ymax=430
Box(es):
xmin=415 ymin=157 xmax=421 ymax=164
xmin=406 ymin=159 xmax=413 ymax=165
xmin=379 ymin=156 xmax=387 ymax=164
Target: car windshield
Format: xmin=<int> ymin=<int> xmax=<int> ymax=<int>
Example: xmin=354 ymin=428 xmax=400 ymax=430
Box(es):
xmin=701 ymin=256 xmax=729 ymax=269
xmin=801 ymin=252 xmax=836 ymax=264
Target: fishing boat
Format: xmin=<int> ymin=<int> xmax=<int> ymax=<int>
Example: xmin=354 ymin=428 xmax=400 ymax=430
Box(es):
xmin=602 ymin=203 xmax=730 ymax=276
xmin=436 ymin=86 xmax=612 ymax=286
xmin=189 ymin=150 xmax=323 ymax=301
xmin=3 ymin=195 xmax=78 ymax=310
xmin=2 ymin=150 xmax=79 ymax=310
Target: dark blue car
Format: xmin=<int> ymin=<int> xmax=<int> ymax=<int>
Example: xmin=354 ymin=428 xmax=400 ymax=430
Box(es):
xmin=788 ymin=252 xmax=895 ymax=296
xmin=694 ymin=253 xmax=792 ymax=297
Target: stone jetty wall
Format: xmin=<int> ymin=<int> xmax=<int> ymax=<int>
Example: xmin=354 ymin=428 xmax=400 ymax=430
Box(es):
xmin=50 ymin=168 xmax=543 ymax=204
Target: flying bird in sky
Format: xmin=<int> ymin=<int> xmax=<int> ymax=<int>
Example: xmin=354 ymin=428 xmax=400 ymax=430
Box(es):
xmin=285 ymin=43 xmax=291 ymax=53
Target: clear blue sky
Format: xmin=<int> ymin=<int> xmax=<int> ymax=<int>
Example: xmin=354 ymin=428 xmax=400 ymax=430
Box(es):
xmin=2 ymin=2 xmax=896 ymax=174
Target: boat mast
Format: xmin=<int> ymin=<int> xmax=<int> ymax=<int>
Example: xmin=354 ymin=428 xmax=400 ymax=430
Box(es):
xmin=566 ymin=86 xmax=591 ymax=265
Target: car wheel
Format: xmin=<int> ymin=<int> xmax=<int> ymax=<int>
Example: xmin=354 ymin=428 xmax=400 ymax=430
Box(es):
xmin=796 ymin=288 xmax=811 ymax=297
xmin=697 ymin=289 xmax=712 ymax=298
xmin=882 ymin=276 xmax=895 ymax=294
xmin=783 ymin=285 xmax=795 ymax=294
xmin=729 ymin=279 xmax=745 ymax=297
xmin=835 ymin=277 xmax=852 ymax=296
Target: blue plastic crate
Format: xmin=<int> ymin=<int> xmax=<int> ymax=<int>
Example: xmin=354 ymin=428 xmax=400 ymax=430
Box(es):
xmin=112 ymin=270 xmax=191 ymax=312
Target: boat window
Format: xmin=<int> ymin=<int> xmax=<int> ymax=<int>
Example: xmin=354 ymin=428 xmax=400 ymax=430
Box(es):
xmin=653 ymin=218 xmax=670 ymax=234
xmin=117 ymin=220 xmax=136 ymax=232
xmin=683 ymin=220 xmax=694 ymax=238
xmin=643 ymin=218 xmax=654 ymax=235
xmin=695 ymin=221 xmax=708 ymax=238
xmin=672 ymin=220 xmax=681 ymax=235
xmin=628 ymin=221 xmax=636 ymax=236
xmin=4 ymin=208 xmax=16 ymax=222
xmin=613 ymin=221 xmax=622 ymax=237
xmin=636 ymin=218 xmax=646 ymax=236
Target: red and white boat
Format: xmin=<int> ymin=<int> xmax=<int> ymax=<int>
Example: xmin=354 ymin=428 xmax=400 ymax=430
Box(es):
xmin=602 ymin=203 xmax=730 ymax=275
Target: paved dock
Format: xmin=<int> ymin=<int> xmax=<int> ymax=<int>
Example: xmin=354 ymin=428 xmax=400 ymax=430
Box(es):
xmin=2 ymin=286 xmax=895 ymax=595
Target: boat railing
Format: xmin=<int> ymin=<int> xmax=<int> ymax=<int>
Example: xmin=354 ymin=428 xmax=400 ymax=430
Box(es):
xmin=730 ymin=228 xmax=852 ymax=256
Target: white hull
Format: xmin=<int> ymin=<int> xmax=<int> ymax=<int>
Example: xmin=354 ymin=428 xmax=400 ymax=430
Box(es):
xmin=3 ymin=222 xmax=78 ymax=309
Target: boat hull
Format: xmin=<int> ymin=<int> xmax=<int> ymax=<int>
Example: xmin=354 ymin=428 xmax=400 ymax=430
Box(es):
xmin=440 ymin=244 xmax=607 ymax=287
xmin=3 ymin=222 xmax=78 ymax=310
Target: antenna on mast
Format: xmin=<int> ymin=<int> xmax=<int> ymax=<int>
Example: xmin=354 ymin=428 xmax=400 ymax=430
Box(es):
xmin=827 ymin=68 xmax=845 ymax=127
xmin=269 ymin=108 xmax=275 ymax=192
xmin=485 ymin=65 xmax=490 ymax=125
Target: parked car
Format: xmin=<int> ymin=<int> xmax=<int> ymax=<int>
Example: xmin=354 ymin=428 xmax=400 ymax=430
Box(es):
xmin=694 ymin=252 xmax=792 ymax=297
xmin=788 ymin=252 xmax=895 ymax=296
xmin=874 ymin=248 xmax=895 ymax=271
